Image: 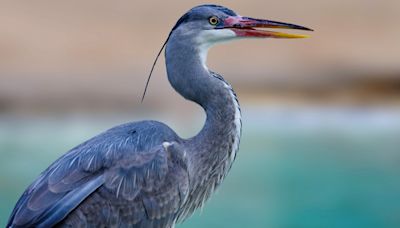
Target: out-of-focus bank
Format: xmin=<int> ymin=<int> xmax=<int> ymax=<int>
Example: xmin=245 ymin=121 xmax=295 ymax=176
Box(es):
xmin=0 ymin=0 xmax=399 ymax=113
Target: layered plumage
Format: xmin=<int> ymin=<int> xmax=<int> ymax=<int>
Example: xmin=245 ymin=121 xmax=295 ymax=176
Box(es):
xmin=8 ymin=4 xmax=311 ymax=227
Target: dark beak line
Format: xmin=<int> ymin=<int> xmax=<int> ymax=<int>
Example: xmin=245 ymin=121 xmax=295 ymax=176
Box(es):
xmin=240 ymin=17 xmax=314 ymax=31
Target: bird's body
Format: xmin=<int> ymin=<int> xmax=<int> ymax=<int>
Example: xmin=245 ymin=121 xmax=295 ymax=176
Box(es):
xmin=8 ymin=4 xmax=311 ymax=228
xmin=9 ymin=72 xmax=240 ymax=228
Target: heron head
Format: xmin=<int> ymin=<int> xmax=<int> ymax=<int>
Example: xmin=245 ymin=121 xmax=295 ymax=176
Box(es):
xmin=141 ymin=5 xmax=313 ymax=102
xmin=170 ymin=4 xmax=313 ymax=49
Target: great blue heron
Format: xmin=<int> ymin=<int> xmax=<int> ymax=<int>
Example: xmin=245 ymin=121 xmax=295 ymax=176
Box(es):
xmin=7 ymin=4 xmax=312 ymax=228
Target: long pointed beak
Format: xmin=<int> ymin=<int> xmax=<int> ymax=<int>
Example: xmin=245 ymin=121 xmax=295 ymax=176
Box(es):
xmin=222 ymin=16 xmax=313 ymax=38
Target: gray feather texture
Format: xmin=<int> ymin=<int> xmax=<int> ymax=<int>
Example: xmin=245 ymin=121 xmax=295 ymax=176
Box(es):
xmin=8 ymin=4 xmax=242 ymax=228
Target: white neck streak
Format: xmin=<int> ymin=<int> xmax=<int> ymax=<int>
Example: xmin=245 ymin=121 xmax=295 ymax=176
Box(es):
xmin=195 ymin=29 xmax=237 ymax=70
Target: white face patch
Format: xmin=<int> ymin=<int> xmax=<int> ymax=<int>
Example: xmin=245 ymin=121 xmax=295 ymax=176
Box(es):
xmin=195 ymin=29 xmax=237 ymax=69
xmin=196 ymin=29 xmax=237 ymax=45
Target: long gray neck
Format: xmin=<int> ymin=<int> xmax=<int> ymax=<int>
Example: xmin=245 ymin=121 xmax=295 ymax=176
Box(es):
xmin=165 ymin=32 xmax=242 ymax=181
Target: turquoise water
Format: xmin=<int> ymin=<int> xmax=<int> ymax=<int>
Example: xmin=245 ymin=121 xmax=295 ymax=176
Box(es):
xmin=1 ymin=107 xmax=400 ymax=227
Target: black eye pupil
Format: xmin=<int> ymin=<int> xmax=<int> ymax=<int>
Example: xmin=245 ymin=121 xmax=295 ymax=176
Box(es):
xmin=210 ymin=17 xmax=218 ymax=25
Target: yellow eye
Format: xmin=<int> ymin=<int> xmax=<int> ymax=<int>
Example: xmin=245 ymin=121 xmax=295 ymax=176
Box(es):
xmin=209 ymin=16 xmax=219 ymax=25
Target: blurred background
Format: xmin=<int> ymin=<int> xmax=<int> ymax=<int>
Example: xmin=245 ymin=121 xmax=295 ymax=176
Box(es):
xmin=1 ymin=0 xmax=400 ymax=227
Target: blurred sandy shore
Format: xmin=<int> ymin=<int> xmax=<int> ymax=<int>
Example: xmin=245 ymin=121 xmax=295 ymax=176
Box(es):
xmin=1 ymin=1 xmax=400 ymax=113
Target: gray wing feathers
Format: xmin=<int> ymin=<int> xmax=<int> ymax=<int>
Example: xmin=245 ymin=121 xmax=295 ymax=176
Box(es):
xmin=8 ymin=121 xmax=189 ymax=227
xmin=104 ymin=144 xmax=169 ymax=201
xmin=36 ymin=175 xmax=104 ymax=228
xmin=8 ymin=168 xmax=104 ymax=227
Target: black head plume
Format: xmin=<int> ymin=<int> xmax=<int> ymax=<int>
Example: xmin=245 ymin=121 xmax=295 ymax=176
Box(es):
xmin=140 ymin=37 xmax=169 ymax=103
xmin=140 ymin=16 xmax=185 ymax=103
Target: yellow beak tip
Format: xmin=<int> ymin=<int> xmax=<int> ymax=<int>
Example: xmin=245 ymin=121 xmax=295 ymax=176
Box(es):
xmin=270 ymin=31 xmax=311 ymax=39
xmin=283 ymin=34 xmax=311 ymax=39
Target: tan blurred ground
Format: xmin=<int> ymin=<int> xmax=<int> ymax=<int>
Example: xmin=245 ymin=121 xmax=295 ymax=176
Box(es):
xmin=1 ymin=0 xmax=400 ymax=113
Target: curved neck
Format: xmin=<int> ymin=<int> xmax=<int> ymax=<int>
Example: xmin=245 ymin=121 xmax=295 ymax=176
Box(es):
xmin=165 ymin=33 xmax=242 ymax=175
xmin=165 ymin=33 xmax=234 ymax=134
xmin=165 ymin=35 xmax=213 ymax=107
